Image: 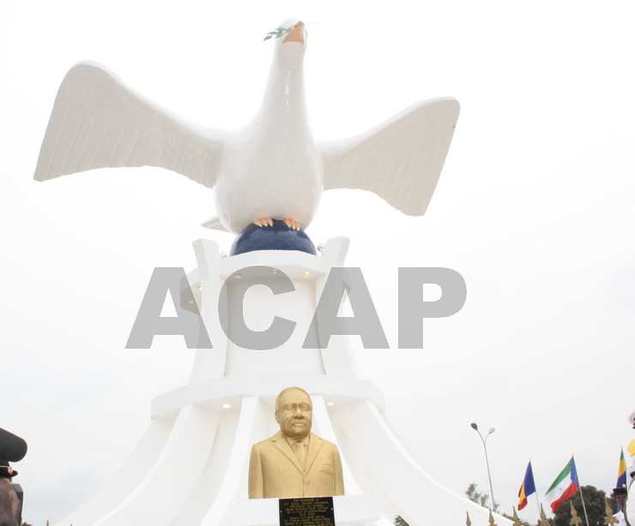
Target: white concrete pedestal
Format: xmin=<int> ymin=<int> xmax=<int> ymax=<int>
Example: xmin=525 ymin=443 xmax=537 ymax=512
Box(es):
xmin=57 ymin=239 xmax=510 ymax=526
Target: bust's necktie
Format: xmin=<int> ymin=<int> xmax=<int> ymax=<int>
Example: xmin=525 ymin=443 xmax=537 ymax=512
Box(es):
xmin=290 ymin=440 xmax=307 ymax=469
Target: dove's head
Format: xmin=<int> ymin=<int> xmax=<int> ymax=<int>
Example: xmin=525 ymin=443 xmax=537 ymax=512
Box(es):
xmin=266 ymin=20 xmax=307 ymax=69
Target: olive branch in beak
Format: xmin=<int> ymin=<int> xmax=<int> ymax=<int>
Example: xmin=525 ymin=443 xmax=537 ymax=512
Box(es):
xmin=264 ymin=26 xmax=291 ymax=41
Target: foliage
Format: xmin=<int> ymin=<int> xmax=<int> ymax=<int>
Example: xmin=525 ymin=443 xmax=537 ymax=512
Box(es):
xmin=394 ymin=516 xmax=410 ymax=526
xmin=552 ymin=486 xmax=614 ymax=526
xmin=264 ymin=26 xmax=290 ymax=41
xmin=466 ymin=483 xmax=500 ymax=512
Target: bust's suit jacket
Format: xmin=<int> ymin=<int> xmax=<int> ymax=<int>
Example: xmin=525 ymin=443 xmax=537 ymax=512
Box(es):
xmin=248 ymin=432 xmax=345 ymax=499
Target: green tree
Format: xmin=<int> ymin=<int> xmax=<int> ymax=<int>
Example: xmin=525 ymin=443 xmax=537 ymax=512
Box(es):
xmin=552 ymin=486 xmax=614 ymax=526
xmin=466 ymin=483 xmax=500 ymax=512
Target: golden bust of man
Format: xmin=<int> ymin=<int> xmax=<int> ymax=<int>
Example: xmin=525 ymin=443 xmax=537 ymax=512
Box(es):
xmin=248 ymin=387 xmax=345 ymax=499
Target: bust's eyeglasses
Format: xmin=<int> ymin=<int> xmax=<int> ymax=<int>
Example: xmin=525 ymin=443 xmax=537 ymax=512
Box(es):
xmin=280 ymin=403 xmax=312 ymax=412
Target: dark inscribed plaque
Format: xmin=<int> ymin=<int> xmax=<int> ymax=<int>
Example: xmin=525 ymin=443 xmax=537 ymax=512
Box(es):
xmin=279 ymin=497 xmax=335 ymax=526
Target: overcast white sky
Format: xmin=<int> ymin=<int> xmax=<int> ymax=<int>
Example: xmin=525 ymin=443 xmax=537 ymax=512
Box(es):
xmin=1 ymin=1 xmax=634 ymax=524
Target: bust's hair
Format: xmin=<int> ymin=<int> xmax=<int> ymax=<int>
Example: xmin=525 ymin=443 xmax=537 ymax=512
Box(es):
xmin=275 ymin=386 xmax=312 ymax=412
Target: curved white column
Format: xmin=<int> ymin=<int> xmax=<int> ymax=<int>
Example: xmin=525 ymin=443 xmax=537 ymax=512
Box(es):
xmin=188 ymin=239 xmax=228 ymax=383
xmin=200 ymin=397 xmax=259 ymax=526
xmin=94 ymin=405 xmax=220 ymax=526
xmin=56 ymin=418 xmax=174 ymax=526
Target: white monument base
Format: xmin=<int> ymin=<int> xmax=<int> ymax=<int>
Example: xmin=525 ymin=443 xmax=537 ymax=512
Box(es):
xmin=56 ymin=239 xmax=511 ymax=526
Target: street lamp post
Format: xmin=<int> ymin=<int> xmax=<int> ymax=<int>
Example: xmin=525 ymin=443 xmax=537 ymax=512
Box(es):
xmin=470 ymin=422 xmax=496 ymax=512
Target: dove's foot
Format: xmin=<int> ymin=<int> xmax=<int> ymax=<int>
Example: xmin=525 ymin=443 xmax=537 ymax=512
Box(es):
xmin=253 ymin=217 xmax=274 ymax=228
xmin=283 ymin=217 xmax=301 ymax=231
xmin=231 ymin=220 xmax=316 ymax=256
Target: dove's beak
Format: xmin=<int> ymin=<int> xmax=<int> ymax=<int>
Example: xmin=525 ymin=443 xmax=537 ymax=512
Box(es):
xmin=283 ymin=21 xmax=305 ymax=45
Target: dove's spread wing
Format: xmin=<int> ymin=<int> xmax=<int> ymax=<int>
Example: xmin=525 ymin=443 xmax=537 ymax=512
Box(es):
xmin=35 ymin=63 xmax=223 ymax=186
xmin=320 ymin=98 xmax=459 ymax=215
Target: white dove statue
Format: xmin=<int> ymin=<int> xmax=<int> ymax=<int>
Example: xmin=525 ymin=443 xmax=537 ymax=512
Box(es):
xmin=34 ymin=20 xmax=460 ymax=235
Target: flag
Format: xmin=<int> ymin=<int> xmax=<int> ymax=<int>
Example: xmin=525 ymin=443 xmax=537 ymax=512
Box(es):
xmin=617 ymin=449 xmax=627 ymax=489
xmin=546 ymin=457 xmax=580 ymax=512
xmin=518 ymin=462 xmax=537 ymax=510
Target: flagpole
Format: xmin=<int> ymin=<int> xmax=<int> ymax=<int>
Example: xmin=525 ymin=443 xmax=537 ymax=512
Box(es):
xmin=534 ymin=485 xmax=541 ymax=513
xmin=575 ymin=458 xmax=591 ymax=526
xmin=531 ymin=460 xmax=542 ymax=513
xmin=578 ymin=486 xmax=591 ymax=526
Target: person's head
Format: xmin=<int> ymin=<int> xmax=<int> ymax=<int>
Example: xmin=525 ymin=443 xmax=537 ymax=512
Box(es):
xmin=0 ymin=429 xmax=27 ymax=475
xmin=0 ymin=462 xmax=17 ymax=482
xmin=275 ymin=387 xmax=312 ymax=439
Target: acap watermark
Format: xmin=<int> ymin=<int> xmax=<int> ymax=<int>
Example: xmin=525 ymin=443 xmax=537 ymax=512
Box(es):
xmin=126 ymin=266 xmax=467 ymax=350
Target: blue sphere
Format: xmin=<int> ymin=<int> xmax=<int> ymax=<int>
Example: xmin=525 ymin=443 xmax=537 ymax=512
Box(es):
xmin=230 ymin=219 xmax=316 ymax=256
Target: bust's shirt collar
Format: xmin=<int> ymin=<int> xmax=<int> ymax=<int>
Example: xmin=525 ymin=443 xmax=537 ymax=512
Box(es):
xmin=284 ymin=434 xmax=310 ymax=449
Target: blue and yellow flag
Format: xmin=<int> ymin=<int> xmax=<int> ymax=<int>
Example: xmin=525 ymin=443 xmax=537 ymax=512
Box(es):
xmin=617 ymin=449 xmax=627 ymax=489
xmin=518 ymin=462 xmax=537 ymax=510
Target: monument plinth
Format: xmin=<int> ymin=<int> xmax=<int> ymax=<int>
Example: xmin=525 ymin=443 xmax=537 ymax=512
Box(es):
xmin=52 ymin=240 xmax=509 ymax=526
